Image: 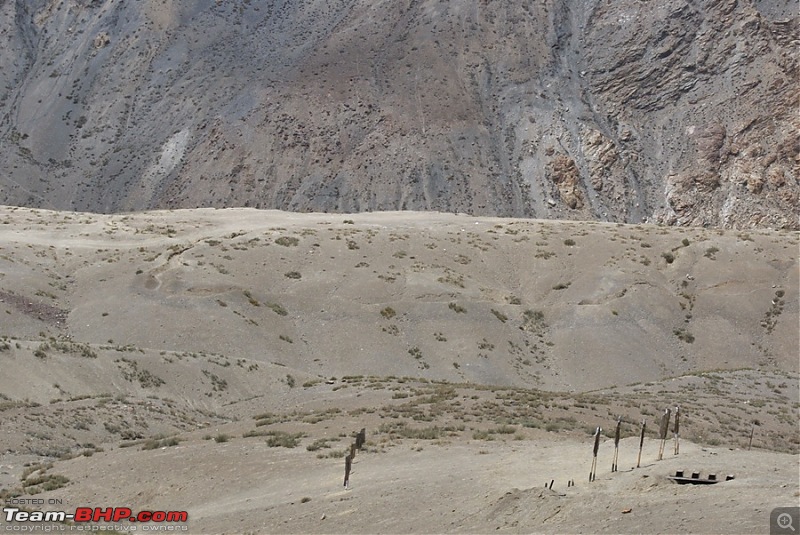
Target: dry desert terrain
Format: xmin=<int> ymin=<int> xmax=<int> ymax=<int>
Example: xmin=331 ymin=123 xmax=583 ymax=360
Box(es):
xmin=0 ymin=206 xmax=797 ymax=534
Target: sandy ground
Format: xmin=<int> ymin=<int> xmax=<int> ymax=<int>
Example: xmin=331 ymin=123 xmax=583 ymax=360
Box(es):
xmin=4 ymin=436 xmax=797 ymax=534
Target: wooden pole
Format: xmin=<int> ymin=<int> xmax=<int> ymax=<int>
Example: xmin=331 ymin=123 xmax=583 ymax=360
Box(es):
xmin=590 ymin=426 xmax=601 ymax=482
xmin=612 ymin=417 xmax=622 ymax=472
xmin=673 ymin=406 xmax=680 ymax=455
xmin=344 ymin=454 xmax=352 ymax=488
xmin=637 ymin=420 xmax=646 ymax=468
xmin=748 ymin=423 xmax=755 ymax=450
xmin=657 ymin=408 xmax=671 ymax=461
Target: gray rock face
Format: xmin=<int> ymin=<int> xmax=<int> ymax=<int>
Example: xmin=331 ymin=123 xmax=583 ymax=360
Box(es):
xmin=0 ymin=0 xmax=796 ymax=228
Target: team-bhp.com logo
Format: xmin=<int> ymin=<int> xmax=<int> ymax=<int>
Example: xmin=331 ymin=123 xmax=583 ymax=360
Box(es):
xmin=3 ymin=507 xmax=188 ymax=531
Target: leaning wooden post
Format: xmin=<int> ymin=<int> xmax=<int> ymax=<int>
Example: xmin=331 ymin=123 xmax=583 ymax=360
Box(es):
xmin=344 ymin=454 xmax=352 ymax=488
xmin=657 ymin=408 xmax=671 ymax=461
xmin=590 ymin=426 xmax=601 ymax=482
xmin=612 ymin=417 xmax=622 ymax=472
xmin=673 ymin=406 xmax=680 ymax=455
xmin=636 ymin=419 xmax=646 ymax=468
xmin=748 ymin=423 xmax=755 ymax=450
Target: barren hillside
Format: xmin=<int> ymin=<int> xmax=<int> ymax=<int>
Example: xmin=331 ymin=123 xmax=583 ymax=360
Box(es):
xmin=1 ymin=207 xmax=797 ymax=391
xmin=0 ymin=0 xmax=797 ymax=228
xmin=0 ymin=207 xmax=798 ymax=533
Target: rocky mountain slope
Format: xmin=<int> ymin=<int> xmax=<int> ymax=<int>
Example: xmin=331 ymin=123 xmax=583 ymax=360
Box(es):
xmin=0 ymin=0 xmax=797 ymax=229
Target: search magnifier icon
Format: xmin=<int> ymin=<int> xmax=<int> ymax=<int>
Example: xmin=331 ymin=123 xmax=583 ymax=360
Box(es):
xmin=778 ymin=513 xmax=796 ymax=532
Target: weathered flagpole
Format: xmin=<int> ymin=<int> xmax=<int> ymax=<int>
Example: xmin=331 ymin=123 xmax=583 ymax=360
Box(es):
xmin=636 ymin=419 xmax=646 ymax=468
xmin=658 ymin=408 xmax=671 ymax=461
xmin=612 ymin=417 xmax=622 ymax=472
xmin=590 ymin=426 xmax=601 ymax=482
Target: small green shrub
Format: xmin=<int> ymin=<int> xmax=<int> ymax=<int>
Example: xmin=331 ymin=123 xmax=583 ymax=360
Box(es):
xmin=673 ymin=328 xmax=695 ymax=343
xmin=243 ymin=290 xmax=260 ymax=306
xmin=141 ymin=436 xmax=181 ymax=450
xmin=478 ymin=338 xmax=494 ymax=351
xmin=23 ymin=474 xmax=69 ymax=494
xmin=449 ymin=302 xmax=466 ymax=314
xmin=306 ymin=438 xmax=334 ymax=451
xmin=265 ymin=431 xmax=304 ymax=448
xmin=267 ymin=303 xmax=288 ymax=316
xmin=490 ymin=309 xmax=507 ymax=322
xmin=275 ymin=236 xmax=299 ymax=247
xmin=523 ymin=310 xmax=545 ymax=323
xmin=472 ymin=430 xmax=493 ymax=440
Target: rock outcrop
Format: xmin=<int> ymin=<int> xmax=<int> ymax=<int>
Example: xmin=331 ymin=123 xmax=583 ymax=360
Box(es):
xmin=0 ymin=0 xmax=796 ymax=228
